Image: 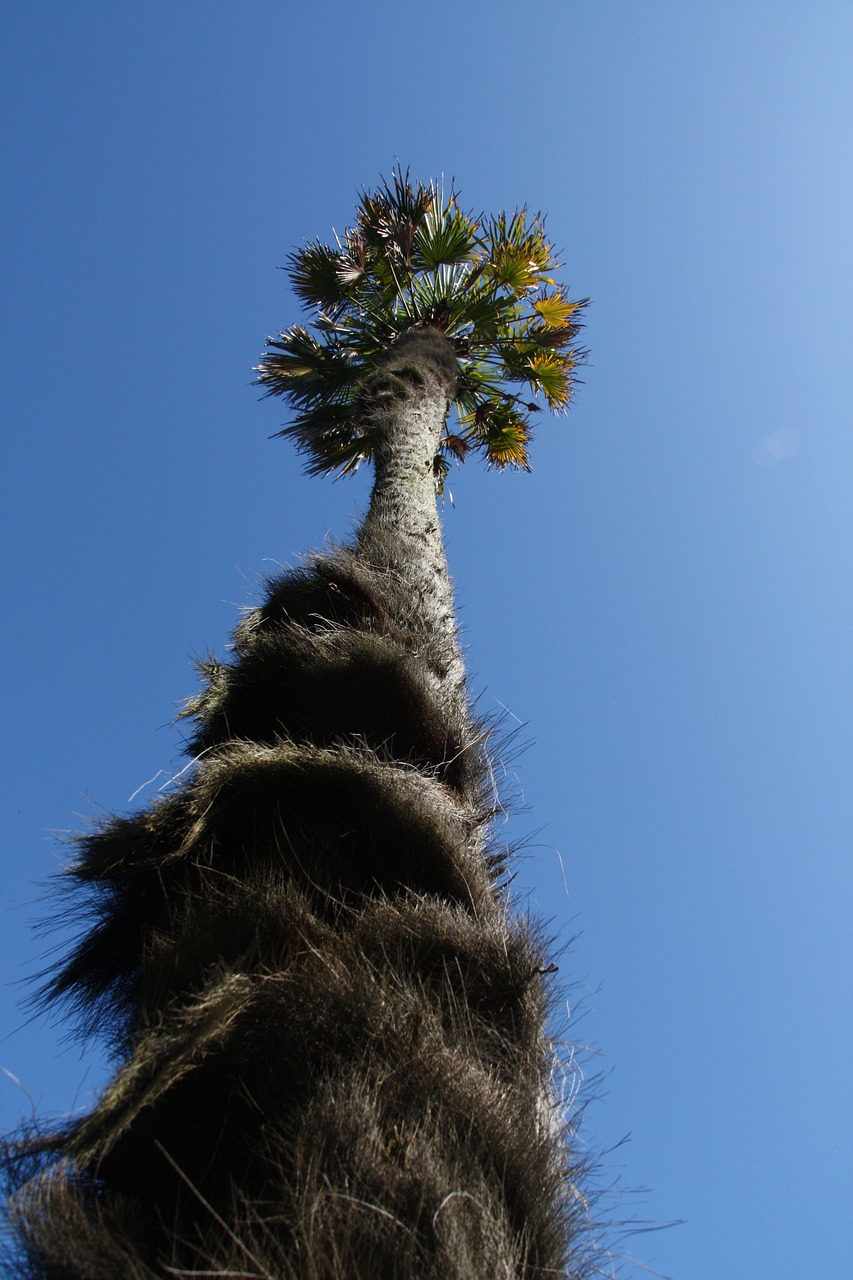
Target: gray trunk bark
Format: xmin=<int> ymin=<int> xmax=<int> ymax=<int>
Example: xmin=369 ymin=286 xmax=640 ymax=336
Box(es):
xmin=357 ymin=328 xmax=466 ymax=712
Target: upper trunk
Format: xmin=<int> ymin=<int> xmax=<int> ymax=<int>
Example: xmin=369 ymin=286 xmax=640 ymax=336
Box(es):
xmin=357 ymin=329 xmax=466 ymax=705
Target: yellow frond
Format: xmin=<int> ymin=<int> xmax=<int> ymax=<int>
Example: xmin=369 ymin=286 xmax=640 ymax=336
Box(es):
xmin=532 ymin=293 xmax=575 ymax=329
xmin=528 ymin=352 xmax=571 ymax=409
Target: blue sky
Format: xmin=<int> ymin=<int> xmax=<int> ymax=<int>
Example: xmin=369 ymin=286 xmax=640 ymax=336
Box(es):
xmin=2 ymin=3 xmax=851 ymax=1276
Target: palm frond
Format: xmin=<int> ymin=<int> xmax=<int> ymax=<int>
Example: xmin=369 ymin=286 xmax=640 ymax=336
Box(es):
xmin=460 ymin=399 xmax=532 ymax=470
xmin=288 ymin=242 xmax=350 ymax=312
xmin=413 ymin=190 xmax=480 ymax=270
xmin=531 ymin=291 xmax=578 ymax=329
xmin=256 ymin=327 xmax=359 ymax=406
xmin=526 ymin=351 xmax=573 ymax=409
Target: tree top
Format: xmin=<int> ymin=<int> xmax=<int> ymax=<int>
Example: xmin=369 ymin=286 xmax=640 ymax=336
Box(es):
xmin=257 ymin=167 xmax=588 ymax=489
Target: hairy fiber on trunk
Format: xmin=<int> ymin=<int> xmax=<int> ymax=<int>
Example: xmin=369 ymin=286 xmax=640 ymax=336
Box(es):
xmin=3 ymin=332 xmax=594 ymax=1278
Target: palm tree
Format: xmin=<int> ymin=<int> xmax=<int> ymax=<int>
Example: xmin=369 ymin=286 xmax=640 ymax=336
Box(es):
xmin=2 ymin=170 xmax=592 ymax=1278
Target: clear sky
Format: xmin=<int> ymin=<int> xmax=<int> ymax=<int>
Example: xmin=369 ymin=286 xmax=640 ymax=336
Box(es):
xmin=2 ymin=3 xmax=851 ymax=1276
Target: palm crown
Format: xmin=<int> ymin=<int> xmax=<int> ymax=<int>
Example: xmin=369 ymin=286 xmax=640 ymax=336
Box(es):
xmin=257 ymin=169 xmax=587 ymax=488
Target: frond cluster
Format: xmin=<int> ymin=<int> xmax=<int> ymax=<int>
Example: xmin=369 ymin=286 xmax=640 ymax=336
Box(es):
xmin=257 ymin=168 xmax=588 ymax=482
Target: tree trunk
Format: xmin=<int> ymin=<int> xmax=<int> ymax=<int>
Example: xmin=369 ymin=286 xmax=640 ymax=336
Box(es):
xmin=358 ymin=329 xmax=465 ymax=694
xmin=2 ymin=332 xmax=588 ymax=1278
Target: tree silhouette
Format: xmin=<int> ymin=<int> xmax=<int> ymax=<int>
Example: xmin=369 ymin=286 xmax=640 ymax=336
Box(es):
xmin=3 ymin=170 xmax=594 ymax=1278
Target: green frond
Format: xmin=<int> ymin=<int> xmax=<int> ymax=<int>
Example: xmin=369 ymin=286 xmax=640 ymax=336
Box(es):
xmin=288 ymin=242 xmax=351 ymax=312
xmin=256 ymin=327 xmax=359 ymax=405
xmin=460 ymin=399 xmax=532 ymax=470
xmin=526 ymin=351 xmax=572 ymax=409
xmin=304 ymin=429 xmax=372 ymax=477
xmin=413 ymin=192 xmax=480 ymax=270
xmin=443 ymin=292 xmax=510 ymax=346
xmin=484 ymin=243 xmax=542 ymax=296
xmin=454 ymin=359 xmax=506 ymax=414
xmin=531 ymin=291 xmax=576 ymax=329
xmin=484 ymin=210 xmax=558 ymax=284
xmin=498 ymin=338 xmax=543 ymax=384
xmin=276 ymin=400 xmax=372 ymax=477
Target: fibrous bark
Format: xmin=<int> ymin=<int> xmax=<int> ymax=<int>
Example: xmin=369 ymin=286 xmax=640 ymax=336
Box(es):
xmin=2 ymin=332 xmax=591 ymax=1278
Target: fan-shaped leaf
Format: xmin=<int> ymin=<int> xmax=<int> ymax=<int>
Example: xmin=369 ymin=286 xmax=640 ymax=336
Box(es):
xmin=288 ymin=243 xmax=350 ymax=311
xmin=414 ymin=197 xmax=480 ymax=270
xmin=460 ymin=399 xmax=531 ymax=469
xmin=527 ymin=351 xmax=572 ymax=409
xmin=532 ymin=292 xmax=576 ymax=329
